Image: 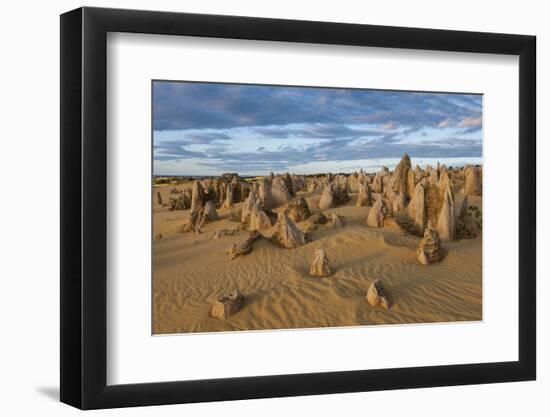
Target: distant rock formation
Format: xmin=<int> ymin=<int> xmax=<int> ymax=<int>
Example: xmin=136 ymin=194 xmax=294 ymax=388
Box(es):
xmin=417 ymin=222 xmax=441 ymax=265
xmin=211 ymin=289 xmax=243 ymax=319
xmin=271 ymin=212 xmax=309 ymax=248
xmin=310 ymin=248 xmax=332 ymax=277
xmin=366 ymin=279 xmax=390 ymax=309
xmin=408 ymin=182 xmax=426 ymax=235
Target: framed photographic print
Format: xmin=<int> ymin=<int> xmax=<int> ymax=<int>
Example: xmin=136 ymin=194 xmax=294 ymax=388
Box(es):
xmin=60 ymin=7 xmax=536 ymax=409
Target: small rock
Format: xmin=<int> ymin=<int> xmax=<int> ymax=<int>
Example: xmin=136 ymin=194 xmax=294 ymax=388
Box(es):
xmin=310 ymin=248 xmax=332 ymax=277
xmin=211 ymin=289 xmax=243 ymax=319
xmin=366 ymin=279 xmax=390 ymax=309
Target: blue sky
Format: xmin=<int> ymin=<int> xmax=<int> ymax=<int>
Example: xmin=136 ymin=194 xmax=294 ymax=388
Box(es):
xmin=153 ymin=81 xmax=482 ymax=176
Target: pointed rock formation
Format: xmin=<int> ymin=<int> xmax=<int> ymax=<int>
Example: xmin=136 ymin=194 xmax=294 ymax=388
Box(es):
xmin=414 ymin=165 xmax=424 ymax=183
xmin=190 ymin=180 xmax=205 ymax=214
xmin=284 ymin=197 xmax=311 ymax=223
xmin=366 ymin=279 xmax=390 ymax=309
xmin=211 ymin=289 xmax=243 ymax=319
xmin=271 ymin=212 xmax=309 ymax=248
xmin=464 ymin=166 xmax=482 ymax=196
xmin=366 ymin=197 xmax=385 ymax=228
xmin=230 ymin=175 xmax=242 ymax=202
xmin=390 ymin=153 xmax=415 ymax=199
xmin=437 ymin=185 xmax=455 ymax=242
xmin=249 ymin=203 xmax=272 ymax=231
xmin=271 ymin=177 xmax=292 ymax=208
xmin=223 ymin=183 xmax=234 ymax=208
xmin=310 ymin=248 xmax=332 ymax=277
xmin=319 ymin=183 xmax=337 ymax=210
xmin=408 ymin=182 xmax=426 ymax=235
xmin=258 ymin=177 xmax=273 ymax=209
xmin=417 ymin=222 xmax=441 ymax=265
xmin=356 ymin=182 xmax=373 ymax=207
xmin=241 ymin=192 xmax=256 ymax=223
xmin=426 ymin=167 xmax=439 ymax=185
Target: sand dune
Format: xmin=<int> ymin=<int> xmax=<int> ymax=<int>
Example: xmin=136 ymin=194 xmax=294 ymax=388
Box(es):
xmin=152 ymin=185 xmax=482 ymax=334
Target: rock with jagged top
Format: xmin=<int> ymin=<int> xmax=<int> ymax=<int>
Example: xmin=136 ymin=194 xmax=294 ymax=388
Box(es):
xmin=310 ymin=248 xmax=332 ymax=277
xmin=414 ymin=165 xmax=424 ymax=182
xmin=211 ymin=289 xmax=243 ymax=319
xmin=366 ymin=279 xmax=390 ymax=309
xmin=169 ymin=195 xmax=187 ymax=211
xmin=390 ymin=153 xmax=415 ymax=199
xmin=319 ymin=182 xmax=349 ymax=210
xmin=249 ymin=203 xmax=272 ymax=231
xmin=190 ymin=180 xmax=206 ymax=214
xmin=438 ymin=170 xmax=452 ymax=196
xmin=426 ymin=167 xmax=439 ymax=185
xmin=366 ymin=197 xmax=385 ymax=228
xmin=228 ymin=232 xmax=262 ymax=260
xmin=284 ymin=197 xmax=311 ymax=223
xmin=417 ymin=222 xmax=441 ymax=265
xmin=437 ymin=185 xmax=455 ymax=241
xmin=356 ymin=182 xmax=373 ymax=207
xmin=271 ymin=212 xmax=309 ymax=248
xmin=241 ymin=192 xmax=257 ymax=223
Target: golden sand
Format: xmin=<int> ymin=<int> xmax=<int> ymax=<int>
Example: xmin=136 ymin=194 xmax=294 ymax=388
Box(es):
xmin=152 ymin=185 xmax=482 ymax=334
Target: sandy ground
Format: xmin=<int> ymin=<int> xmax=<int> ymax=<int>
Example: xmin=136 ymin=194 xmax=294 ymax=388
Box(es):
xmin=152 ymin=186 xmax=482 ymax=334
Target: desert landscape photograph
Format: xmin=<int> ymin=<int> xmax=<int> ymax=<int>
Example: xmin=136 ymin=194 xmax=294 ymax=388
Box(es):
xmin=152 ymin=81 xmax=483 ymax=334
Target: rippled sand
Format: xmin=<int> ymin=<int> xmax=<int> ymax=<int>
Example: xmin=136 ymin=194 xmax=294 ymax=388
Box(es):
xmin=152 ymin=187 xmax=482 ymax=334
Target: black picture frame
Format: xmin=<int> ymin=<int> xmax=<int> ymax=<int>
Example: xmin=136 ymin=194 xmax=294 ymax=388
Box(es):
xmin=60 ymin=6 xmax=536 ymax=410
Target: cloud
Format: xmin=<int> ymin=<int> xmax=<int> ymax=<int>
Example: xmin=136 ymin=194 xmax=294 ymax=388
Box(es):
xmin=153 ymin=81 xmax=482 ymax=174
xmin=458 ymin=116 xmax=482 ymax=128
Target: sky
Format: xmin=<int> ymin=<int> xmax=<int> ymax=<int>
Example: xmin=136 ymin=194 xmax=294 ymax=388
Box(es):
xmin=153 ymin=81 xmax=482 ymax=176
